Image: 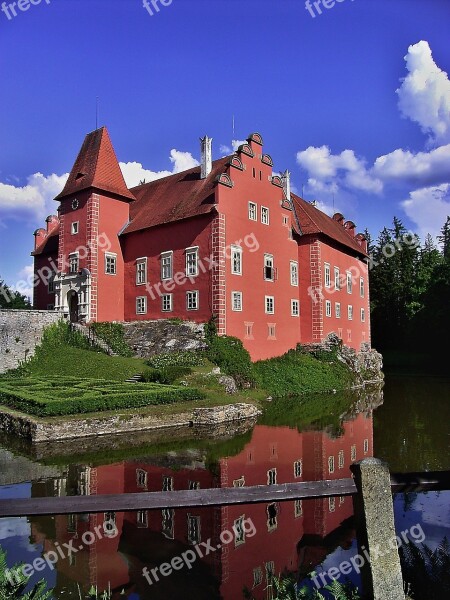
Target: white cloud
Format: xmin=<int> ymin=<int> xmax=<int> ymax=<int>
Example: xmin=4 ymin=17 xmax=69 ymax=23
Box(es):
xmin=296 ymin=146 xmax=383 ymax=194
xmin=220 ymin=139 xmax=247 ymax=155
xmin=397 ymin=41 xmax=450 ymax=144
xmin=401 ymin=183 xmax=450 ymax=241
xmin=0 ymin=172 xmax=68 ymax=220
xmin=120 ymin=148 xmax=199 ymax=188
xmin=373 ymin=144 xmax=450 ymax=187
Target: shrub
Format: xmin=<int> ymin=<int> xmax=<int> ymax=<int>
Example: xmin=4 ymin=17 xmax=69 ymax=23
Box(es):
xmin=146 ymin=351 xmax=204 ymax=369
xmin=142 ymin=366 xmax=192 ymax=384
xmin=254 ymin=348 xmax=352 ymax=397
xmin=206 ymin=335 xmax=254 ymax=388
xmin=90 ymin=322 xmax=133 ymax=357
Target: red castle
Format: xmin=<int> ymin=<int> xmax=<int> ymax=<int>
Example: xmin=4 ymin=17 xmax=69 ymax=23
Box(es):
xmin=32 ymin=128 xmax=370 ymax=360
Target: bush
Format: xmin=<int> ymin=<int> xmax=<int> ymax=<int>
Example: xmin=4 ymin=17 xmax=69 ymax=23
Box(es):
xmin=142 ymin=366 xmax=192 ymax=384
xmin=206 ymin=335 xmax=254 ymax=388
xmin=0 ymin=377 xmax=205 ymax=416
xmin=146 ymin=351 xmax=204 ymax=369
xmin=90 ymin=322 xmax=133 ymax=357
xmin=254 ymin=348 xmax=352 ymax=397
xmin=40 ymin=320 xmax=98 ymax=351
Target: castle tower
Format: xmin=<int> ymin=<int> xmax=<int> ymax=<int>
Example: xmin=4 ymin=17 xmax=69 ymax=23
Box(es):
xmin=53 ymin=127 xmax=135 ymax=323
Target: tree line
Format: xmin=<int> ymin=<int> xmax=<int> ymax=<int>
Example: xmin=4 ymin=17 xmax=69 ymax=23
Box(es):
xmin=367 ymin=215 xmax=450 ymax=368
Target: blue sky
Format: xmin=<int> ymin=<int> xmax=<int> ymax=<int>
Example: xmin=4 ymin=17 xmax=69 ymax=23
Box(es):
xmin=1 ymin=0 xmax=449 ymax=297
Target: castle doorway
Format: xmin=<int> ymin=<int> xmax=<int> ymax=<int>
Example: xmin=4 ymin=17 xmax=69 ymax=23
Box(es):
xmin=68 ymin=291 xmax=79 ymax=323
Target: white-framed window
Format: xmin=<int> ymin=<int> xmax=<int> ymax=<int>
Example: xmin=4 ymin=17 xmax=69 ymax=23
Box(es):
xmin=261 ymin=206 xmax=270 ymax=225
xmin=265 ymin=295 xmax=274 ymax=314
xmin=253 ymin=567 xmax=263 ymax=587
xmin=244 ymin=322 xmax=254 ymax=340
xmin=360 ymin=277 xmax=365 ymax=298
xmin=136 ymin=258 xmax=147 ymax=285
xmin=186 ymin=290 xmax=199 ymax=310
xmin=265 ymin=561 xmax=275 ymax=581
xmin=187 ymin=515 xmax=201 ymax=545
xmin=161 ymin=251 xmax=173 ymax=280
xmin=136 ymin=296 xmax=147 ymax=315
xmin=326 ymin=300 xmax=332 ymax=317
xmin=264 ymin=254 xmax=275 ymax=281
xmin=324 ymin=263 xmax=331 ymax=288
xmin=338 ymin=450 xmax=345 ymax=469
xmin=334 ymin=267 xmax=340 ymax=290
xmin=136 ymin=469 xmax=147 ymax=488
xmin=347 ymin=271 xmax=353 ymax=294
xmin=347 ymin=329 xmax=352 ymax=342
xmin=268 ymin=324 xmax=276 ymax=339
xmin=105 ymin=253 xmax=117 ymax=275
xmin=364 ymin=439 xmax=369 ymax=454
xmin=291 ymin=299 xmax=299 ymax=317
xmin=231 ymin=245 xmax=242 ymax=275
xmin=67 ymin=514 xmax=77 ymax=533
xmin=48 ymin=273 xmax=55 ymax=293
xmin=162 ymin=476 xmax=174 ymax=491
xmin=162 ymin=508 xmax=174 ymax=539
xmin=137 ymin=510 xmax=148 ymax=528
xmin=294 ymin=459 xmax=302 ymax=478
xmin=283 ymin=215 xmax=289 ymax=226
xmin=267 ymin=468 xmax=277 ymax=485
xmin=161 ymin=294 xmax=173 ymax=312
xmin=71 ymin=221 xmax=79 ymax=235
xmin=329 ymin=497 xmax=336 ymax=513
xmin=361 ymin=308 xmax=365 ymax=322
xmin=294 ymin=499 xmax=303 ymax=518
xmin=290 ymin=261 xmax=299 ymax=286
xmin=328 ymin=456 xmax=335 ymax=474
xmin=335 ymin=302 xmax=341 ymax=318
xmin=348 ymin=305 xmax=353 ymax=320
xmin=234 ymin=515 xmax=246 ymax=545
xmin=185 ymin=247 xmax=199 ymax=277
xmin=339 ymin=496 xmax=345 ymax=505
xmin=232 ymin=291 xmax=242 ymax=311
xmin=267 ymin=503 xmax=278 ymax=532
xmin=104 ymin=512 xmax=116 ymax=537
xmin=189 ymin=481 xmax=200 ymax=490
xmin=248 ymin=201 xmax=257 ymax=221
xmin=351 ymin=444 xmax=357 ymax=462
xmin=69 ymin=252 xmax=79 ymax=274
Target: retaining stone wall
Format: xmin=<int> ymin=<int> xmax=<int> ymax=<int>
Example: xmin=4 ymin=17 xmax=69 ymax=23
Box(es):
xmin=0 ymin=310 xmax=61 ymax=374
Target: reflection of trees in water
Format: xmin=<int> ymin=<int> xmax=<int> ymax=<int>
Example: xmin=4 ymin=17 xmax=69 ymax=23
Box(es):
xmin=400 ymin=536 xmax=450 ymax=599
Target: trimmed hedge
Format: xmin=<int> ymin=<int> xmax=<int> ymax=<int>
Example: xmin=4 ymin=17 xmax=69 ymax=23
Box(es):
xmin=0 ymin=377 xmax=205 ymax=417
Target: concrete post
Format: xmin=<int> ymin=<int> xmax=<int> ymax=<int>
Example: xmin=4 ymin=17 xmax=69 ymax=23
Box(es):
xmin=350 ymin=458 xmax=405 ymax=600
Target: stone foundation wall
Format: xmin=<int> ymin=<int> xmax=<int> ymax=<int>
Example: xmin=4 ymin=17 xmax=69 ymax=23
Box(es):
xmin=122 ymin=319 xmax=207 ymax=358
xmin=0 ymin=310 xmax=61 ymax=374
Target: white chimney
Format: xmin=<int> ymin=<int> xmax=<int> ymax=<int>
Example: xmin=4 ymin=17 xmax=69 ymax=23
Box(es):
xmin=281 ymin=169 xmax=291 ymax=200
xmin=200 ymin=135 xmax=213 ymax=179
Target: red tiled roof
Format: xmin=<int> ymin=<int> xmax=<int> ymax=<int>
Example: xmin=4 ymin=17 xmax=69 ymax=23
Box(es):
xmin=291 ymin=194 xmax=367 ymax=256
xmin=32 ymin=226 xmax=60 ymax=256
xmin=55 ymin=127 xmax=135 ymax=202
xmin=123 ymin=156 xmax=231 ymax=234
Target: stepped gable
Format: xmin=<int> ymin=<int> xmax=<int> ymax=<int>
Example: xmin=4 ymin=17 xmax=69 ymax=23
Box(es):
xmin=123 ymin=156 xmax=231 ymax=234
xmin=291 ymin=194 xmax=368 ymax=256
xmin=54 ymin=126 xmax=135 ymax=202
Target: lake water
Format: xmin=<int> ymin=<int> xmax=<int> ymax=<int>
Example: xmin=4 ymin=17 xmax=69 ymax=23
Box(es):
xmin=0 ymin=374 xmax=448 ymax=599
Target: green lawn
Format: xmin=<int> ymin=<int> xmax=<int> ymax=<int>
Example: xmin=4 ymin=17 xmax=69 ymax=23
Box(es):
xmin=19 ymin=344 xmax=149 ymax=381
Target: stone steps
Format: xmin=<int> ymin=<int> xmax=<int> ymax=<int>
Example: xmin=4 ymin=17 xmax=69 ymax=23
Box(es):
xmin=125 ymin=374 xmax=144 ymax=384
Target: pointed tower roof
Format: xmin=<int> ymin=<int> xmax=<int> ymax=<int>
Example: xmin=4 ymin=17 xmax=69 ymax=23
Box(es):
xmin=55 ymin=127 xmax=135 ymax=202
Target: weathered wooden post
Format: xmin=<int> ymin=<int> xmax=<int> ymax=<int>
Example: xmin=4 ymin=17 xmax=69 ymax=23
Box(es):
xmin=350 ymin=458 xmax=404 ymax=600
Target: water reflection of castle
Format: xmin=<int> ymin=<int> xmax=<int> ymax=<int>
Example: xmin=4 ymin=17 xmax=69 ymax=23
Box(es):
xmin=30 ymin=413 xmax=373 ymax=599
